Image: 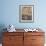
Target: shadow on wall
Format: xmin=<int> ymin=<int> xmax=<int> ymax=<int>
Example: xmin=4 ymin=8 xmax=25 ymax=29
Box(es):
xmin=0 ymin=24 xmax=7 ymax=43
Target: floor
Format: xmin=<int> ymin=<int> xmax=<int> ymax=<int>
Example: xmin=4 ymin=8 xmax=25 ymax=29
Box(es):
xmin=0 ymin=44 xmax=2 ymax=46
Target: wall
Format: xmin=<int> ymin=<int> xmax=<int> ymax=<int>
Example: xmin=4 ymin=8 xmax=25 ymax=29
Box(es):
xmin=0 ymin=0 xmax=46 ymax=30
xmin=0 ymin=0 xmax=46 ymax=29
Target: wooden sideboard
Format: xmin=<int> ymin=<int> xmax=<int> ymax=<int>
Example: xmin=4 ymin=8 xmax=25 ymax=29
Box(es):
xmin=2 ymin=30 xmax=45 ymax=46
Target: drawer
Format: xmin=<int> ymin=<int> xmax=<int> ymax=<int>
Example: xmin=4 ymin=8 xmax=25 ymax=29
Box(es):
xmin=3 ymin=43 xmax=23 ymax=46
xmin=3 ymin=32 xmax=23 ymax=36
xmin=32 ymin=36 xmax=45 ymax=44
xmin=31 ymin=44 xmax=44 ymax=46
xmin=3 ymin=44 xmax=18 ymax=46
xmin=3 ymin=36 xmax=23 ymax=41
xmin=24 ymin=36 xmax=32 ymax=40
xmin=3 ymin=35 xmax=23 ymax=44
xmin=24 ymin=32 xmax=44 ymax=36
xmin=24 ymin=37 xmax=32 ymax=46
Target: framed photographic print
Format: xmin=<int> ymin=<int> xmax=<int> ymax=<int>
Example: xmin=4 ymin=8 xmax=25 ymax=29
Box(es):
xmin=19 ymin=5 xmax=34 ymax=23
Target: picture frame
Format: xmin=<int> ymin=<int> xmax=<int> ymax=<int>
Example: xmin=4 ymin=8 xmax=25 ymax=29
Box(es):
xmin=19 ymin=5 xmax=34 ymax=23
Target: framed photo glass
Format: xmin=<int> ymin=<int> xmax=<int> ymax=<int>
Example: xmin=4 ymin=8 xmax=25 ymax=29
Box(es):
xmin=19 ymin=5 xmax=34 ymax=23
